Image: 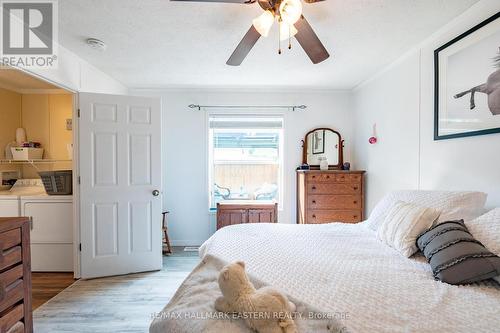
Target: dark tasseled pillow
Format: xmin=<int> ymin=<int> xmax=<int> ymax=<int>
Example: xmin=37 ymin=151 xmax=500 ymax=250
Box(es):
xmin=416 ymin=220 xmax=500 ymax=285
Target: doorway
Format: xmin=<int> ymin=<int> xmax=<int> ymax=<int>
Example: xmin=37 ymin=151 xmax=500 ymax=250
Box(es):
xmin=0 ymin=67 xmax=78 ymax=309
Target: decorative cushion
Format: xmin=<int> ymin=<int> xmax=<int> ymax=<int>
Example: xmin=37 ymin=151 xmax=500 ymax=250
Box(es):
xmin=465 ymin=208 xmax=500 ymax=284
xmin=377 ymin=201 xmax=441 ymax=257
xmin=366 ymin=190 xmax=487 ymax=231
xmin=416 ymin=220 xmax=500 ymax=285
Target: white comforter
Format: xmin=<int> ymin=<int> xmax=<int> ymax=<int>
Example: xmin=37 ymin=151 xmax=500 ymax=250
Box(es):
xmin=199 ymin=222 xmax=500 ymax=333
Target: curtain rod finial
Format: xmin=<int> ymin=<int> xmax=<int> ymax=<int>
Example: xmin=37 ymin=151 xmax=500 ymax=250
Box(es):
xmin=188 ymin=104 xmax=201 ymax=111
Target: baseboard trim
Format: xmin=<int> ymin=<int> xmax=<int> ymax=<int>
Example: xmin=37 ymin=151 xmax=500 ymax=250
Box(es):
xmin=171 ymin=239 xmax=205 ymax=247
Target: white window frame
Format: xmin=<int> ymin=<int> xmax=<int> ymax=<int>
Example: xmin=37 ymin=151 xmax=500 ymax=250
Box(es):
xmin=207 ymin=111 xmax=285 ymax=212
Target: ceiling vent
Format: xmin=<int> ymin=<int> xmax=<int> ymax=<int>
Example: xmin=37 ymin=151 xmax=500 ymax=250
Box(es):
xmin=86 ymin=38 xmax=107 ymax=51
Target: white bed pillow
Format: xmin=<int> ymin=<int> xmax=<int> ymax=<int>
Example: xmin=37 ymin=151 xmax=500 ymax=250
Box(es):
xmin=464 ymin=208 xmax=500 ymax=283
xmin=366 ymin=190 xmax=487 ymax=232
xmin=377 ymin=201 xmax=441 ymax=257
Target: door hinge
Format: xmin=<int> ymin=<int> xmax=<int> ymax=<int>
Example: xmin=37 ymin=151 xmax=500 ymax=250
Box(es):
xmin=78 ymin=176 xmax=81 ymax=184
xmin=79 ymin=243 xmax=82 ymax=251
xmin=77 ymin=109 xmax=80 ymax=118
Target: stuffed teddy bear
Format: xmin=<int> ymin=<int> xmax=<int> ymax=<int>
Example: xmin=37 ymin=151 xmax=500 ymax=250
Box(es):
xmin=215 ymin=261 xmax=297 ymax=333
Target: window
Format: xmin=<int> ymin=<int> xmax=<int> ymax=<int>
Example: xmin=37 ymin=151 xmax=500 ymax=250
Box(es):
xmin=208 ymin=115 xmax=284 ymax=210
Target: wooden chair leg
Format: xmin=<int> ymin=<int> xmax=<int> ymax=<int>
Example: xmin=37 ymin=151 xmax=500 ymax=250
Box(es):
xmin=162 ymin=211 xmax=173 ymax=255
xmin=164 ymin=228 xmax=172 ymax=254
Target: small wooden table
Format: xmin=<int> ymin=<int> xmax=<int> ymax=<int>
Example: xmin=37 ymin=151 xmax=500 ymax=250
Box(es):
xmin=216 ymin=200 xmax=277 ymax=230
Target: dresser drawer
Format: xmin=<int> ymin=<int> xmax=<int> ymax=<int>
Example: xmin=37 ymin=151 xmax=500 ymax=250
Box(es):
xmin=335 ymin=173 xmax=363 ymax=183
xmin=0 ymin=265 xmax=23 ymax=292
xmin=0 ymin=229 xmax=21 ymax=253
xmin=308 ymin=210 xmax=362 ymax=224
xmin=0 ymin=247 xmax=22 ymax=272
xmin=0 ymin=279 xmax=23 ymax=313
xmin=307 ymin=183 xmax=361 ymax=195
xmin=308 ymin=195 xmax=362 ymax=210
xmin=0 ymin=304 xmax=24 ymax=333
xmin=306 ymin=173 xmax=336 ymax=183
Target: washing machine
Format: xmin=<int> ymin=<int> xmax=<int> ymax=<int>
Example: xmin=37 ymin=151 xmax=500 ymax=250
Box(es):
xmin=20 ymin=185 xmax=73 ymax=272
xmin=0 ymin=190 xmax=20 ymax=217
xmin=0 ymin=178 xmax=44 ymax=217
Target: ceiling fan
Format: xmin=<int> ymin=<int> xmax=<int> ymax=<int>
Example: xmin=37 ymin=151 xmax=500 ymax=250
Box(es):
xmin=171 ymin=0 xmax=330 ymax=66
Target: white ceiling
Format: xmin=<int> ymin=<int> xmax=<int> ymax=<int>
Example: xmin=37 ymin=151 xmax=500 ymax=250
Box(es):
xmin=0 ymin=69 xmax=60 ymax=91
xmin=59 ymin=0 xmax=480 ymax=89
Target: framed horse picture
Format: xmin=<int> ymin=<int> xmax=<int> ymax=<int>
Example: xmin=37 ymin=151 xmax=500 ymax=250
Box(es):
xmin=434 ymin=12 xmax=500 ymax=140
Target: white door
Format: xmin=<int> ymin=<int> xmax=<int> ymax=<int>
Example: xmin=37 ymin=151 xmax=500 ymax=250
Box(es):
xmin=79 ymin=93 xmax=162 ymax=279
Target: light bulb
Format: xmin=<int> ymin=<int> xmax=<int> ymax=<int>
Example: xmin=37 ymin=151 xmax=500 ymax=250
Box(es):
xmin=279 ymin=21 xmax=298 ymax=41
xmin=252 ymin=10 xmax=275 ymax=37
xmin=279 ymin=0 xmax=302 ymax=25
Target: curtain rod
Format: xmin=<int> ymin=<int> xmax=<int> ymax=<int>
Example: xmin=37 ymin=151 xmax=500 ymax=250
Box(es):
xmin=188 ymin=104 xmax=307 ymax=112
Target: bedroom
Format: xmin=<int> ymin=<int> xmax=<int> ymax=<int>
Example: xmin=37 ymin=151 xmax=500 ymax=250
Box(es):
xmin=0 ymin=0 xmax=499 ymax=332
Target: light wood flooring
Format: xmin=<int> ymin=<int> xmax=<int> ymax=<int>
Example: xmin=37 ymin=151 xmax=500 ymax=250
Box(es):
xmin=33 ymin=247 xmax=200 ymax=333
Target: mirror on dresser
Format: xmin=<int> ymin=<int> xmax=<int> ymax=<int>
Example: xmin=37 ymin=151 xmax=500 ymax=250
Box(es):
xmin=302 ymin=128 xmax=343 ymax=169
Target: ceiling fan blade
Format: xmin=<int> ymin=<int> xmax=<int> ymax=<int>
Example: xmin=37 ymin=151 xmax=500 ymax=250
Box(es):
xmin=303 ymin=0 xmax=326 ymax=3
xmin=294 ymin=15 xmax=330 ymax=64
xmin=227 ymin=25 xmax=261 ymax=66
xmin=170 ymin=0 xmax=255 ymax=3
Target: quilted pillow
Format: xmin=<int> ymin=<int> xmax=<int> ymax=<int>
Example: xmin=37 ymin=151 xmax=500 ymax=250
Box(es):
xmin=366 ymin=190 xmax=487 ymax=231
xmin=377 ymin=201 xmax=441 ymax=257
xmin=416 ymin=220 xmax=500 ymax=285
xmin=465 ymin=208 xmax=500 ymax=284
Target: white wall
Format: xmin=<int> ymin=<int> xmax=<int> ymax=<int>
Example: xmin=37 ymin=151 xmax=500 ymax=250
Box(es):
xmin=353 ymin=0 xmax=500 ymax=215
xmin=133 ymin=88 xmax=353 ymax=245
xmin=19 ymin=45 xmax=128 ymax=94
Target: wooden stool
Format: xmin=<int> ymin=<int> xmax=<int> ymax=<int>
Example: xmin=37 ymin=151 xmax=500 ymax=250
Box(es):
xmin=162 ymin=211 xmax=172 ymax=255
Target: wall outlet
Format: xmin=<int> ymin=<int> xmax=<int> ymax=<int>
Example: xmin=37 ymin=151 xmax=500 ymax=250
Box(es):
xmin=66 ymin=119 xmax=72 ymax=131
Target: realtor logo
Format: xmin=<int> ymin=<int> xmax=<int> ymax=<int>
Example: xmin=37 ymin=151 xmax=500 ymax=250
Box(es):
xmin=0 ymin=0 xmax=58 ymax=68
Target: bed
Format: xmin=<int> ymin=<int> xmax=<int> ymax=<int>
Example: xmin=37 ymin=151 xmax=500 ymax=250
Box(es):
xmin=150 ymin=221 xmax=500 ymax=333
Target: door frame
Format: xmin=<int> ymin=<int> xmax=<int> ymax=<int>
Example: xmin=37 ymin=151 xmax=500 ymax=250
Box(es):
xmin=14 ymin=67 xmax=82 ymax=278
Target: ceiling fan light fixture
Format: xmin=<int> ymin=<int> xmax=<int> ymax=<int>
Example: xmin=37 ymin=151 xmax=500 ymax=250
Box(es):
xmin=279 ymin=21 xmax=298 ymax=41
xmin=279 ymin=0 xmax=302 ymax=25
xmin=252 ymin=10 xmax=275 ymax=37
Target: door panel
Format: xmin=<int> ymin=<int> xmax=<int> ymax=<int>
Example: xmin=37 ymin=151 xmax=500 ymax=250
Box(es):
xmin=79 ymin=93 xmax=162 ymax=279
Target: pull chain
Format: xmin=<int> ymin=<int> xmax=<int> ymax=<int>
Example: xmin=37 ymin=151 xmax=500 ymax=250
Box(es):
xmin=288 ymin=25 xmax=292 ymax=50
xmin=278 ymin=18 xmax=282 ymax=55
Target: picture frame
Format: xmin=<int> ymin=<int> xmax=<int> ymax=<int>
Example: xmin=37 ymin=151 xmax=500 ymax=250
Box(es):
xmin=311 ymin=129 xmax=325 ymax=155
xmin=434 ymin=12 xmax=500 ymax=140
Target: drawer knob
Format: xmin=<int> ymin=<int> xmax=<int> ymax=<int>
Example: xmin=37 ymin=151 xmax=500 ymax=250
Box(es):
xmin=312 ymin=215 xmax=316 ymax=218
xmin=354 ymin=201 xmax=358 ymax=204
xmin=312 ymin=176 xmax=316 ymax=179
xmin=312 ymin=186 xmax=316 ymax=190
xmin=354 ymin=186 xmax=358 ymax=190
xmin=312 ymin=200 xmax=316 ymax=204
xmin=326 ymin=175 xmax=330 ymax=179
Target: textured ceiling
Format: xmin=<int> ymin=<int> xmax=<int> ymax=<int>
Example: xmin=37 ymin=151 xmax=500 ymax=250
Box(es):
xmin=58 ymin=0 xmax=480 ymax=89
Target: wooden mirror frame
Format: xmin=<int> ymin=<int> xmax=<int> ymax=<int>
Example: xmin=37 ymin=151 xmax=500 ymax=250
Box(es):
xmin=302 ymin=128 xmax=344 ymax=170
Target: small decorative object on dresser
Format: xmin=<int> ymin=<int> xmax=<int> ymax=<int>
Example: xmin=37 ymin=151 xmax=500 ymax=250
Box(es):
xmin=217 ymin=201 xmax=277 ymax=230
xmin=296 ymin=170 xmax=365 ymax=224
xmin=0 ymin=217 xmax=33 ymax=333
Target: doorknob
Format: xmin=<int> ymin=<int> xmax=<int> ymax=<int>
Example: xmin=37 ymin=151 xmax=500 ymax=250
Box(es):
xmin=152 ymin=190 xmax=160 ymax=197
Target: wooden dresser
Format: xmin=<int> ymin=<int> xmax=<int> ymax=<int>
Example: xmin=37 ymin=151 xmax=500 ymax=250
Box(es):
xmin=297 ymin=170 xmax=365 ymax=224
xmin=217 ymin=201 xmax=277 ymax=230
xmin=0 ymin=217 xmax=32 ymax=333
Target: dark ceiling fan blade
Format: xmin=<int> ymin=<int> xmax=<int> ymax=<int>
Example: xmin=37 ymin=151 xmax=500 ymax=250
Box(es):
xmin=227 ymin=25 xmax=261 ymax=66
xmin=170 ymin=0 xmax=255 ymax=3
xmin=303 ymin=0 xmax=326 ymax=3
xmin=294 ymin=15 xmax=330 ymax=64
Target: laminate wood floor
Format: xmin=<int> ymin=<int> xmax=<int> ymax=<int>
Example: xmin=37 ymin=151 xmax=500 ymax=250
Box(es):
xmin=32 ymin=272 xmax=76 ymax=310
xmin=33 ymin=247 xmax=200 ymax=333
